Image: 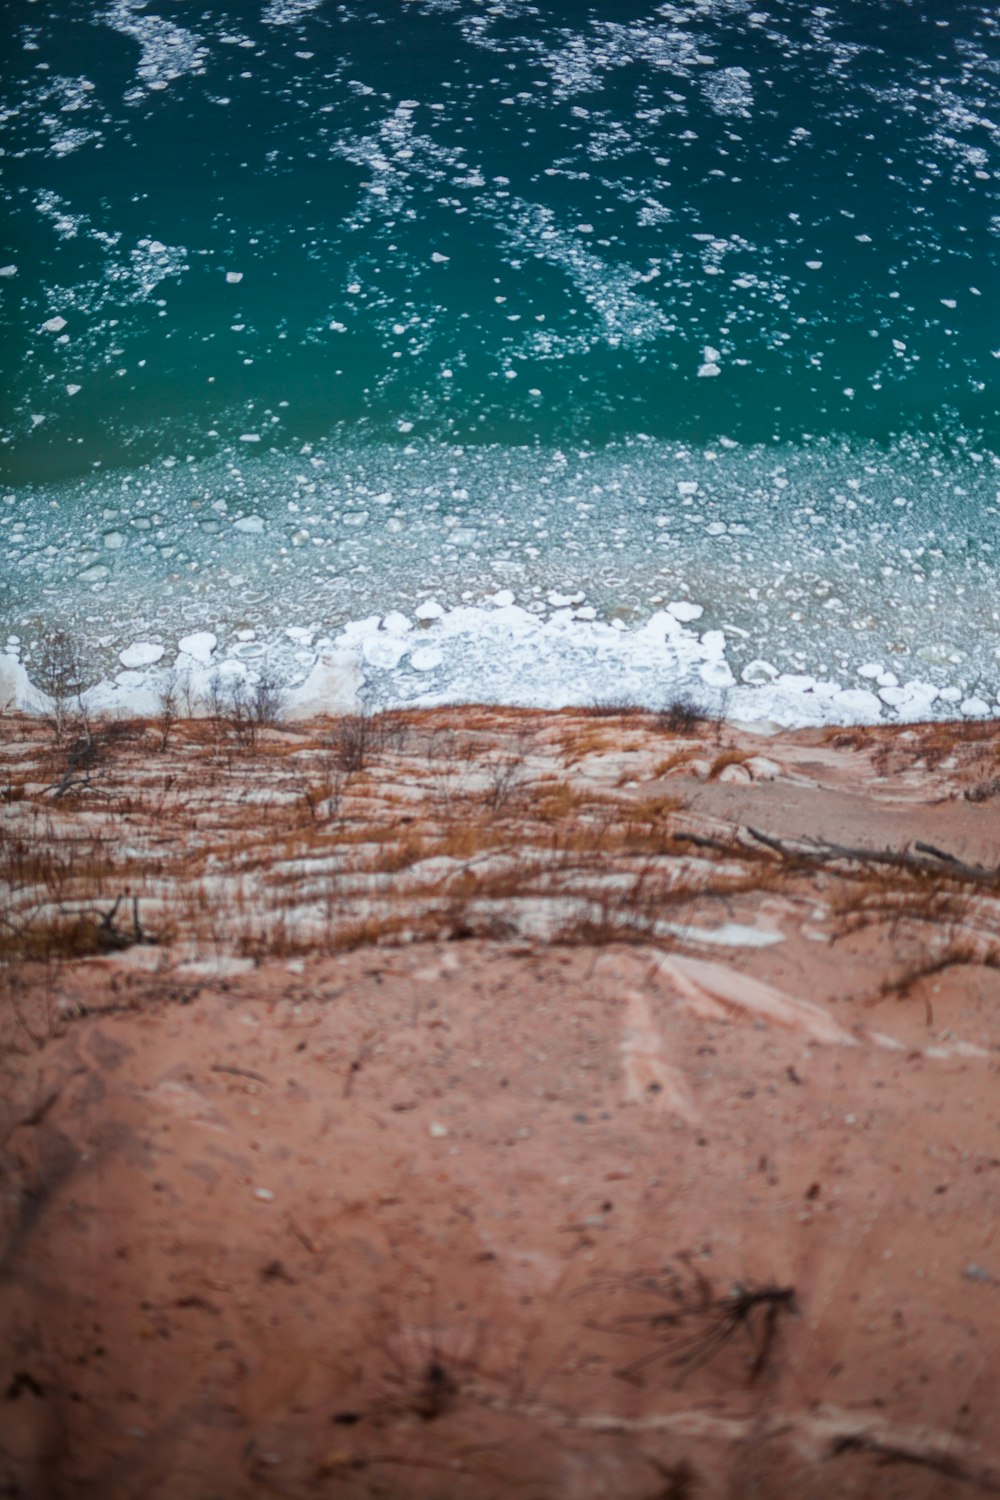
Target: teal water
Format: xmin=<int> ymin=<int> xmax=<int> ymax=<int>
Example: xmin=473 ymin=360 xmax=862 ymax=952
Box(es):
xmin=1 ymin=0 xmax=997 ymax=717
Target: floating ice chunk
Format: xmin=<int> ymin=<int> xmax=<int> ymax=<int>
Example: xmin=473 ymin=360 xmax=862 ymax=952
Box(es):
xmin=492 ymin=590 xmax=516 ymax=607
xmin=285 ymin=626 xmax=313 ymax=644
xmin=119 ymin=641 xmax=164 ymax=669
xmin=677 ymin=481 xmax=699 ymax=496
xmin=960 ymin=697 xmax=991 ymax=717
xmin=415 ymin=598 xmax=444 ymax=621
xmin=363 ymin=633 xmax=409 ymax=669
xmin=238 ymin=433 xmax=261 ymax=443
xmin=66 ymin=384 xmax=82 ymax=396
xmin=666 ymin=600 xmax=703 ymax=623
xmin=700 ymin=659 xmax=736 ymax=689
xmin=741 ymin=658 xmax=778 ymax=684
xmin=0 ymin=653 xmax=35 ymax=710
xmin=397 ymin=420 xmax=414 ymax=433
xmin=805 ymin=260 xmax=822 ymax=270
xmin=430 ymin=251 xmax=449 ymax=263
xmin=226 ymin=271 xmax=243 ymax=283
xmin=381 ymin=611 xmax=411 ymax=636
xmin=547 ymin=591 xmax=574 ymax=607
xmin=42 ymin=315 xmax=67 ymax=333
xmin=697 ymin=362 xmax=721 ymax=378
xmin=409 ymin=646 xmax=443 ymax=671
xmin=857 ymin=662 xmax=882 ymax=679
xmin=103 ymin=531 xmax=124 ymax=549
xmin=940 ymin=298 xmax=957 ymax=309
xmin=834 ymin=688 xmax=882 ymax=718
xmin=879 ymin=681 xmax=938 ymax=715
xmin=703 ymin=346 xmax=721 ymax=363
xmin=0 ymin=265 xmax=17 ymax=277
xmin=77 ymin=564 xmax=109 ymax=582
xmin=234 ymin=514 xmax=265 ymax=533
xmin=177 ymin=631 xmax=217 ymax=664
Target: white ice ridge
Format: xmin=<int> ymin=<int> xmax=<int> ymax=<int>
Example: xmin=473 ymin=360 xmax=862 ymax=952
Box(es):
xmin=4 ymin=596 xmax=993 ymax=728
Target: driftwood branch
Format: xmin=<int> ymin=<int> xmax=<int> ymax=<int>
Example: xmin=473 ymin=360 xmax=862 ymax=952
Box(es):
xmin=744 ymin=828 xmax=998 ymax=886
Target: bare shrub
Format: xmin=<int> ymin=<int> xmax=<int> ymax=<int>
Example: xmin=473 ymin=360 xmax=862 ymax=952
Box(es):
xmin=33 ymin=630 xmax=91 ymax=744
xmin=324 ymin=697 xmax=393 ymax=773
xmin=156 ymin=668 xmax=180 ymax=752
xmin=657 ymin=696 xmax=705 ymax=735
xmin=249 ymin=663 xmax=286 ymax=728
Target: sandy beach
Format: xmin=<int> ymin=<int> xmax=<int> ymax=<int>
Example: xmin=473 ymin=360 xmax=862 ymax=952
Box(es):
xmin=2 ymin=704 xmax=999 ymax=1498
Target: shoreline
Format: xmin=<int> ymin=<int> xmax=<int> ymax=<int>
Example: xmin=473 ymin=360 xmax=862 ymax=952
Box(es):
xmin=4 ymin=589 xmax=999 ymax=731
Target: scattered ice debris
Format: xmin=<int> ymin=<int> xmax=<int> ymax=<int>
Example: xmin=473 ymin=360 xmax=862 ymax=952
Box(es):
xmin=119 ymin=641 xmax=165 ymax=669
xmin=177 ymin=631 xmax=217 ymax=664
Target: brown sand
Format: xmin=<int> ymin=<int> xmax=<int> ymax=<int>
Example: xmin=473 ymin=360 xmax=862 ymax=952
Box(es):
xmin=1 ymin=707 xmax=999 ymax=1498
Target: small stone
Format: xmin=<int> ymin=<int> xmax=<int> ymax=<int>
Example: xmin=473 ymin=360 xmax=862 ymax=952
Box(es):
xmin=428 ymin=1122 xmax=448 ymax=1138
xmin=254 ymin=1187 xmax=275 ymax=1202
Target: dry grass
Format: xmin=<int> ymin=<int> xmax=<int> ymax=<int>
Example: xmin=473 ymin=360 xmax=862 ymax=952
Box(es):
xmin=2 ymin=705 xmax=998 ymax=993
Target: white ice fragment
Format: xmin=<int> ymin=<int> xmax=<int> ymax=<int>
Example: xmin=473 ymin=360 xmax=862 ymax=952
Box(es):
xmin=103 ymin=531 xmax=124 ymax=549
xmin=857 ymin=662 xmax=882 ymax=679
xmin=666 ymin=600 xmax=703 ymax=623
xmin=833 ymin=688 xmax=881 ymax=717
xmin=492 ymin=589 xmax=516 ymax=607
xmin=381 ymin=611 xmax=411 ymax=636
xmin=415 ymin=599 xmax=444 ymax=621
xmin=329 ymin=321 xmax=346 ymax=332
xmin=42 ymin=316 xmax=67 ymax=333
xmin=805 ymin=260 xmax=822 ymax=270
xmin=677 ymin=480 xmax=699 ymax=496
xmin=226 ymin=271 xmax=243 ymax=283
xmin=700 ymin=659 xmax=736 ymax=688
xmin=119 ymin=642 xmax=165 ymax=669
xmin=177 ymin=631 xmax=217 ymax=664
xmin=234 ymin=514 xmax=265 ymax=532
xmin=430 ymin=251 xmax=449 ymax=263
xmin=397 ymin=420 xmax=414 ymax=433
xmin=940 ymin=298 xmax=957 ymax=309
xmin=697 ymin=362 xmax=721 ymax=378
xmin=410 ymin=646 xmax=443 ymax=672
xmin=547 ymin=591 xmax=574 ymax=607
xmin=66 ymin=384 xmax=81 ymax=396
xmin=741 ymin=658 xmax=778 ymax=684
xmin=703 ymin=346 xmax=721 ymax=364
xmin=0 ymin=265 xmax=17 ymax=277
xmin=960 ymin=696 xmax=991 ymax=717
xmin=238 ymin=432 xmax=261 ymax=443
